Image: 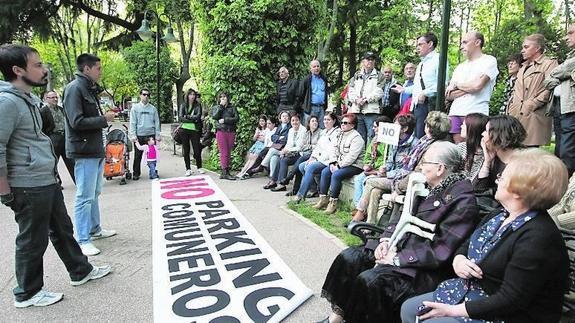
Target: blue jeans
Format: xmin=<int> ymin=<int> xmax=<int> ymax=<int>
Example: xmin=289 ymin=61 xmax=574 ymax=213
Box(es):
xmin=74 ymin=158 xmax=104 ymax=244
xmin=356 ymin=113 xmax=378 ymax=144
xmin=401 ymin=292 xmax=460 ymax=323
xmin=320 ymin=165 xmax=363 ymax=198
xmin=272 ymin=154 xmax=299 ymax=182
xmin=148 ymin=160 xmax=158 ymax=179
xmin=353 ymin=172 xmax=369 ymax=207
xmin=296 ymin=161 xmax=326 ymax=198
xmin=304 ymin=105 xmax=326 ymax=129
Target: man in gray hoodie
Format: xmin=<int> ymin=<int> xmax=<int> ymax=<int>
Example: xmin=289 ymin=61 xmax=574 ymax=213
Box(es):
xmin=0 ymin=44 xmax=111 ymax=308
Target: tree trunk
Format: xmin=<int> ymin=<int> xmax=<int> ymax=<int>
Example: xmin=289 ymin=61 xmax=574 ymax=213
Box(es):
xmin=174 ymin=21 xmax=195 ymax=119
xmin=317 ymin=0 xmax=338 ymax=62
xmin=337 ymin=49 xmax=344 ymax=89
xmin=349 ymin=23 xmax=357 ymax=78
xmin=427 ymin=0 xmax=434 ymax=29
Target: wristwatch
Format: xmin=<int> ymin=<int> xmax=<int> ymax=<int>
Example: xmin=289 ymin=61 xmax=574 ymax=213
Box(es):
xmin=393 ymin=255 xmax=400 ymax=267
xmin=1 ymin=192 xmax=14 ymax=206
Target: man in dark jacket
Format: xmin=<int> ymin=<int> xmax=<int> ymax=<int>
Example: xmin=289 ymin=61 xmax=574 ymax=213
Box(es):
xmin=40 ymin=90 xmax=75 ymax=185
xmin=299 ymin=59 xmax=328 ymax=128
xmin=63 ymin=53 xmax=116 ymax=256
xmin=0 ymin=44 xmax=111 ymax=308
xmin=276 ymin=66 xmax=300 ymax=115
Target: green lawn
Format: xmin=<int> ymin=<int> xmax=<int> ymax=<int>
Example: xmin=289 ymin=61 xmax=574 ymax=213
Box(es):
xmin=287 ymin=200 xmax=363 ymax=247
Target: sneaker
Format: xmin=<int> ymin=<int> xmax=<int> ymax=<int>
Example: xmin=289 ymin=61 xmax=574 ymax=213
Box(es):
xmin=185 ymin=169 xmax=193 ymax=176
xmin=90 ymin=229 xmax=117 ymax=240
xmin=70 ymin=265 xmax=112 ymax=286
xmin=80 ymin=242 xmax=100 ymax=256
xmin=14 ymin=290 xmax=64 ymax=308
xmin=132 ymin=175 xmax=140 ymax=181
xmin=197 ymin=169 xmax=206 ymax=174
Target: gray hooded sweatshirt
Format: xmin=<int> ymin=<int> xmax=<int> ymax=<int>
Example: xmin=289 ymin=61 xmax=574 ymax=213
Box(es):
xmin=0 ymin=81 xmax=58 ymax=187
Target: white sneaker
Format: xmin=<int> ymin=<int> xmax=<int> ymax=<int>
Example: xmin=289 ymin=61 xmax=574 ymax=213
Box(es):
xmin=80 ymin=242 xmax=100 ymax=256
xmin=197 ymin=169 xmax=206 ymax=174
xmin=185 ymin=169 xmax=193 ymax=176
xmin=90 ymin=229 xmax=117 ymax=240
xmin=70 ymin=265 xmax=112 ymax=286
xmin=14 ymin=290 xmax=64 ymax=308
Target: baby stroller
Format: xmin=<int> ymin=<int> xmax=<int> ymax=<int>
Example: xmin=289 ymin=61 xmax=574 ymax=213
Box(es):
xmin=104 ymin=124 xmax=132 ymax=185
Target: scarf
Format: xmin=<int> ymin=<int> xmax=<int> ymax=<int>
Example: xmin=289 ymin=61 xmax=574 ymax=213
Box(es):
xmin=427 ymin=172 xmax=467 ymax=197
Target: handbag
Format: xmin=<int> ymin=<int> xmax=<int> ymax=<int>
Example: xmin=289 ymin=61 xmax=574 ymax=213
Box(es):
xmin=271 ymin=142 xmax=285 ymax=150
xmin=172 ymin=124 xmax=184 ymax=145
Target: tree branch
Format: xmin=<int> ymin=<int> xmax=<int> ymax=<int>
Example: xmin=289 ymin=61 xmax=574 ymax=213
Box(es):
xmin=61 ymin=0 xmax=139 ymax=30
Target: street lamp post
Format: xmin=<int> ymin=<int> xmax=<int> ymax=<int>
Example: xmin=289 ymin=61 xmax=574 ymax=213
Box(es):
xmin=135 ymin=10 xmax=178 ymax=123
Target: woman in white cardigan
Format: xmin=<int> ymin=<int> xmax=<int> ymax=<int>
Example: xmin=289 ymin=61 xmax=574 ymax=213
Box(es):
xmin=264 ymin=114 xmax=307 ymax=189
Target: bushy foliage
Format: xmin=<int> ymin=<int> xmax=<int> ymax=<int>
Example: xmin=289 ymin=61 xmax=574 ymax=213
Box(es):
xmin=122 ymin=41 xmax=178 ymax=122
xmin=193 ymin=0 xmax=323 ymax=170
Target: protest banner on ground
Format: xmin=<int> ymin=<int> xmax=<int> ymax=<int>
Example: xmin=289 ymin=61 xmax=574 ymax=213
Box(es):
xmin=152 ymin=176 xmax=313 ymax=322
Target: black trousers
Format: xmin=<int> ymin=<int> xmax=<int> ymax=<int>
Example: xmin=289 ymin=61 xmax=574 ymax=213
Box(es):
xmin=50 ymin=133 xmax=75 ymax=184
xmin=133 ymin=135 xmax=155 ymax=177
xmin=559 ymin=112 xmax=575 ymax=177
xmin=12 ymin=184 xmax=92 ymax=301
xmin=181 ymin=128 xmax=203 ymax=170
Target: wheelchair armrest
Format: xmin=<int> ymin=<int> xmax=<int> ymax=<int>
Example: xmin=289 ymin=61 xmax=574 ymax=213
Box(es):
xmin=349 ymin=222 xmax=386 ymax=244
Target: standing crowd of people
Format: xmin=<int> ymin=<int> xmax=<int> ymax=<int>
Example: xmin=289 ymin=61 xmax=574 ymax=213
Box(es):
xmin=2 ymin=23 xmax=575 ymax=323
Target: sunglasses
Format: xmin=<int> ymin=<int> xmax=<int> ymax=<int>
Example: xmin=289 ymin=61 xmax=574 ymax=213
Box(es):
xmin=341 ymin=121 xmax=353 ymax=125
xmin=141 ymin=93 xmax=150 ymax=97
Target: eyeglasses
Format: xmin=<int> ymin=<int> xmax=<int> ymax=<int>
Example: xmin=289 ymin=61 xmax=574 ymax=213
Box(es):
xmin=141 ymin=93 xmax=150 ymax=97
xmin=341 ymin=121 xmax=352 ymax=125
xmin=46 ymin=97 xmax=58 ymax=99
xmin=420 ymin=159 xmax=443 ymax=166
xmin=495 ymin=173 xmax=503 ymax=184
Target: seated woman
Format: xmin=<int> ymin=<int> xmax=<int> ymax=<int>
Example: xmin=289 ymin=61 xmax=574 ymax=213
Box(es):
xmin=401 ymin=149 xmax=569 ymax=323
xmin=246 ymin=111 xmax=291 ymax=177
xmin=350 ymin=114 xmax=416 ymax=222
xmin=352 ymin=116 xmax=391 ymax=208
xmin=318 ymin=141 xmax=479 ymax=323
xmin=264 ymin=114 xmax=306 ymax=189
xmin=548 ymin=173 xmax=575 ymax=229
xmin=236 ymin=114 xmax=268 ymax=178
xmin=274 ymin=115 xmax=322 ymax=193
xmin=457 ymin=113 xmax=488 ymax=181
xmin=474 ymin=115 xmax=525 ymax=193
xmin=314 ymin=113 xmax=365 ymax=214
xmin=351 ymin=111 xmax=449 ymax=224
xmin=291 ymin=112 xmax=340 ymax=203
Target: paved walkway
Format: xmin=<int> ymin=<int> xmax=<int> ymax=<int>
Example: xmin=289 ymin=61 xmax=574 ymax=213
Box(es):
xmin=0 ymin=140 xmax=344 ymax=322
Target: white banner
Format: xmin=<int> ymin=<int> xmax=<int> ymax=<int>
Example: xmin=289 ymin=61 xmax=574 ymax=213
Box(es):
xmin=376 ymin=122 xmax=401 ymax=146
xmin=152 ymin=176 xmax=313 ymax=322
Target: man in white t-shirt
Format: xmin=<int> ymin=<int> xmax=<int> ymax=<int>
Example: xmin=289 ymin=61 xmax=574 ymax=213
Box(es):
xmin=446 ymin=31 xmax=499 ymax=143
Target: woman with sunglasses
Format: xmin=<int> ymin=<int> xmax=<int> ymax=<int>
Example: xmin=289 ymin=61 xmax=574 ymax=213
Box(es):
xmin=313 ymin=113 xmax=364 ymax=214
xmin=402 ymin=149 xmax=569 ymax=323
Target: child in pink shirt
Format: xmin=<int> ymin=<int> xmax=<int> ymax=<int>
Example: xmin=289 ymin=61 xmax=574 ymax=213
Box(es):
xmin=135 ymin=137 xmax=159 ymax=179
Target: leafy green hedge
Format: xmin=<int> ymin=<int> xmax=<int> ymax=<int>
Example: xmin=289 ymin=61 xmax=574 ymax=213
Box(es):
xmin=122 ymin=41 xmax=177 ymax=123
xmin=193 ymin=0 xmax=324 ymax=170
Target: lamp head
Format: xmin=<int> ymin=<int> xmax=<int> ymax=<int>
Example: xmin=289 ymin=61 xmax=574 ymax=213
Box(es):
xmin=136 ymin=18 xmax=153 ymax=41
xmin=162 ymin=26 xmax=178 ymax=43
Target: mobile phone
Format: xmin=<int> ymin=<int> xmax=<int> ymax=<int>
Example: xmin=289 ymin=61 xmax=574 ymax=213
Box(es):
xmin=417 ymin=304 xmax=432 ymax=316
